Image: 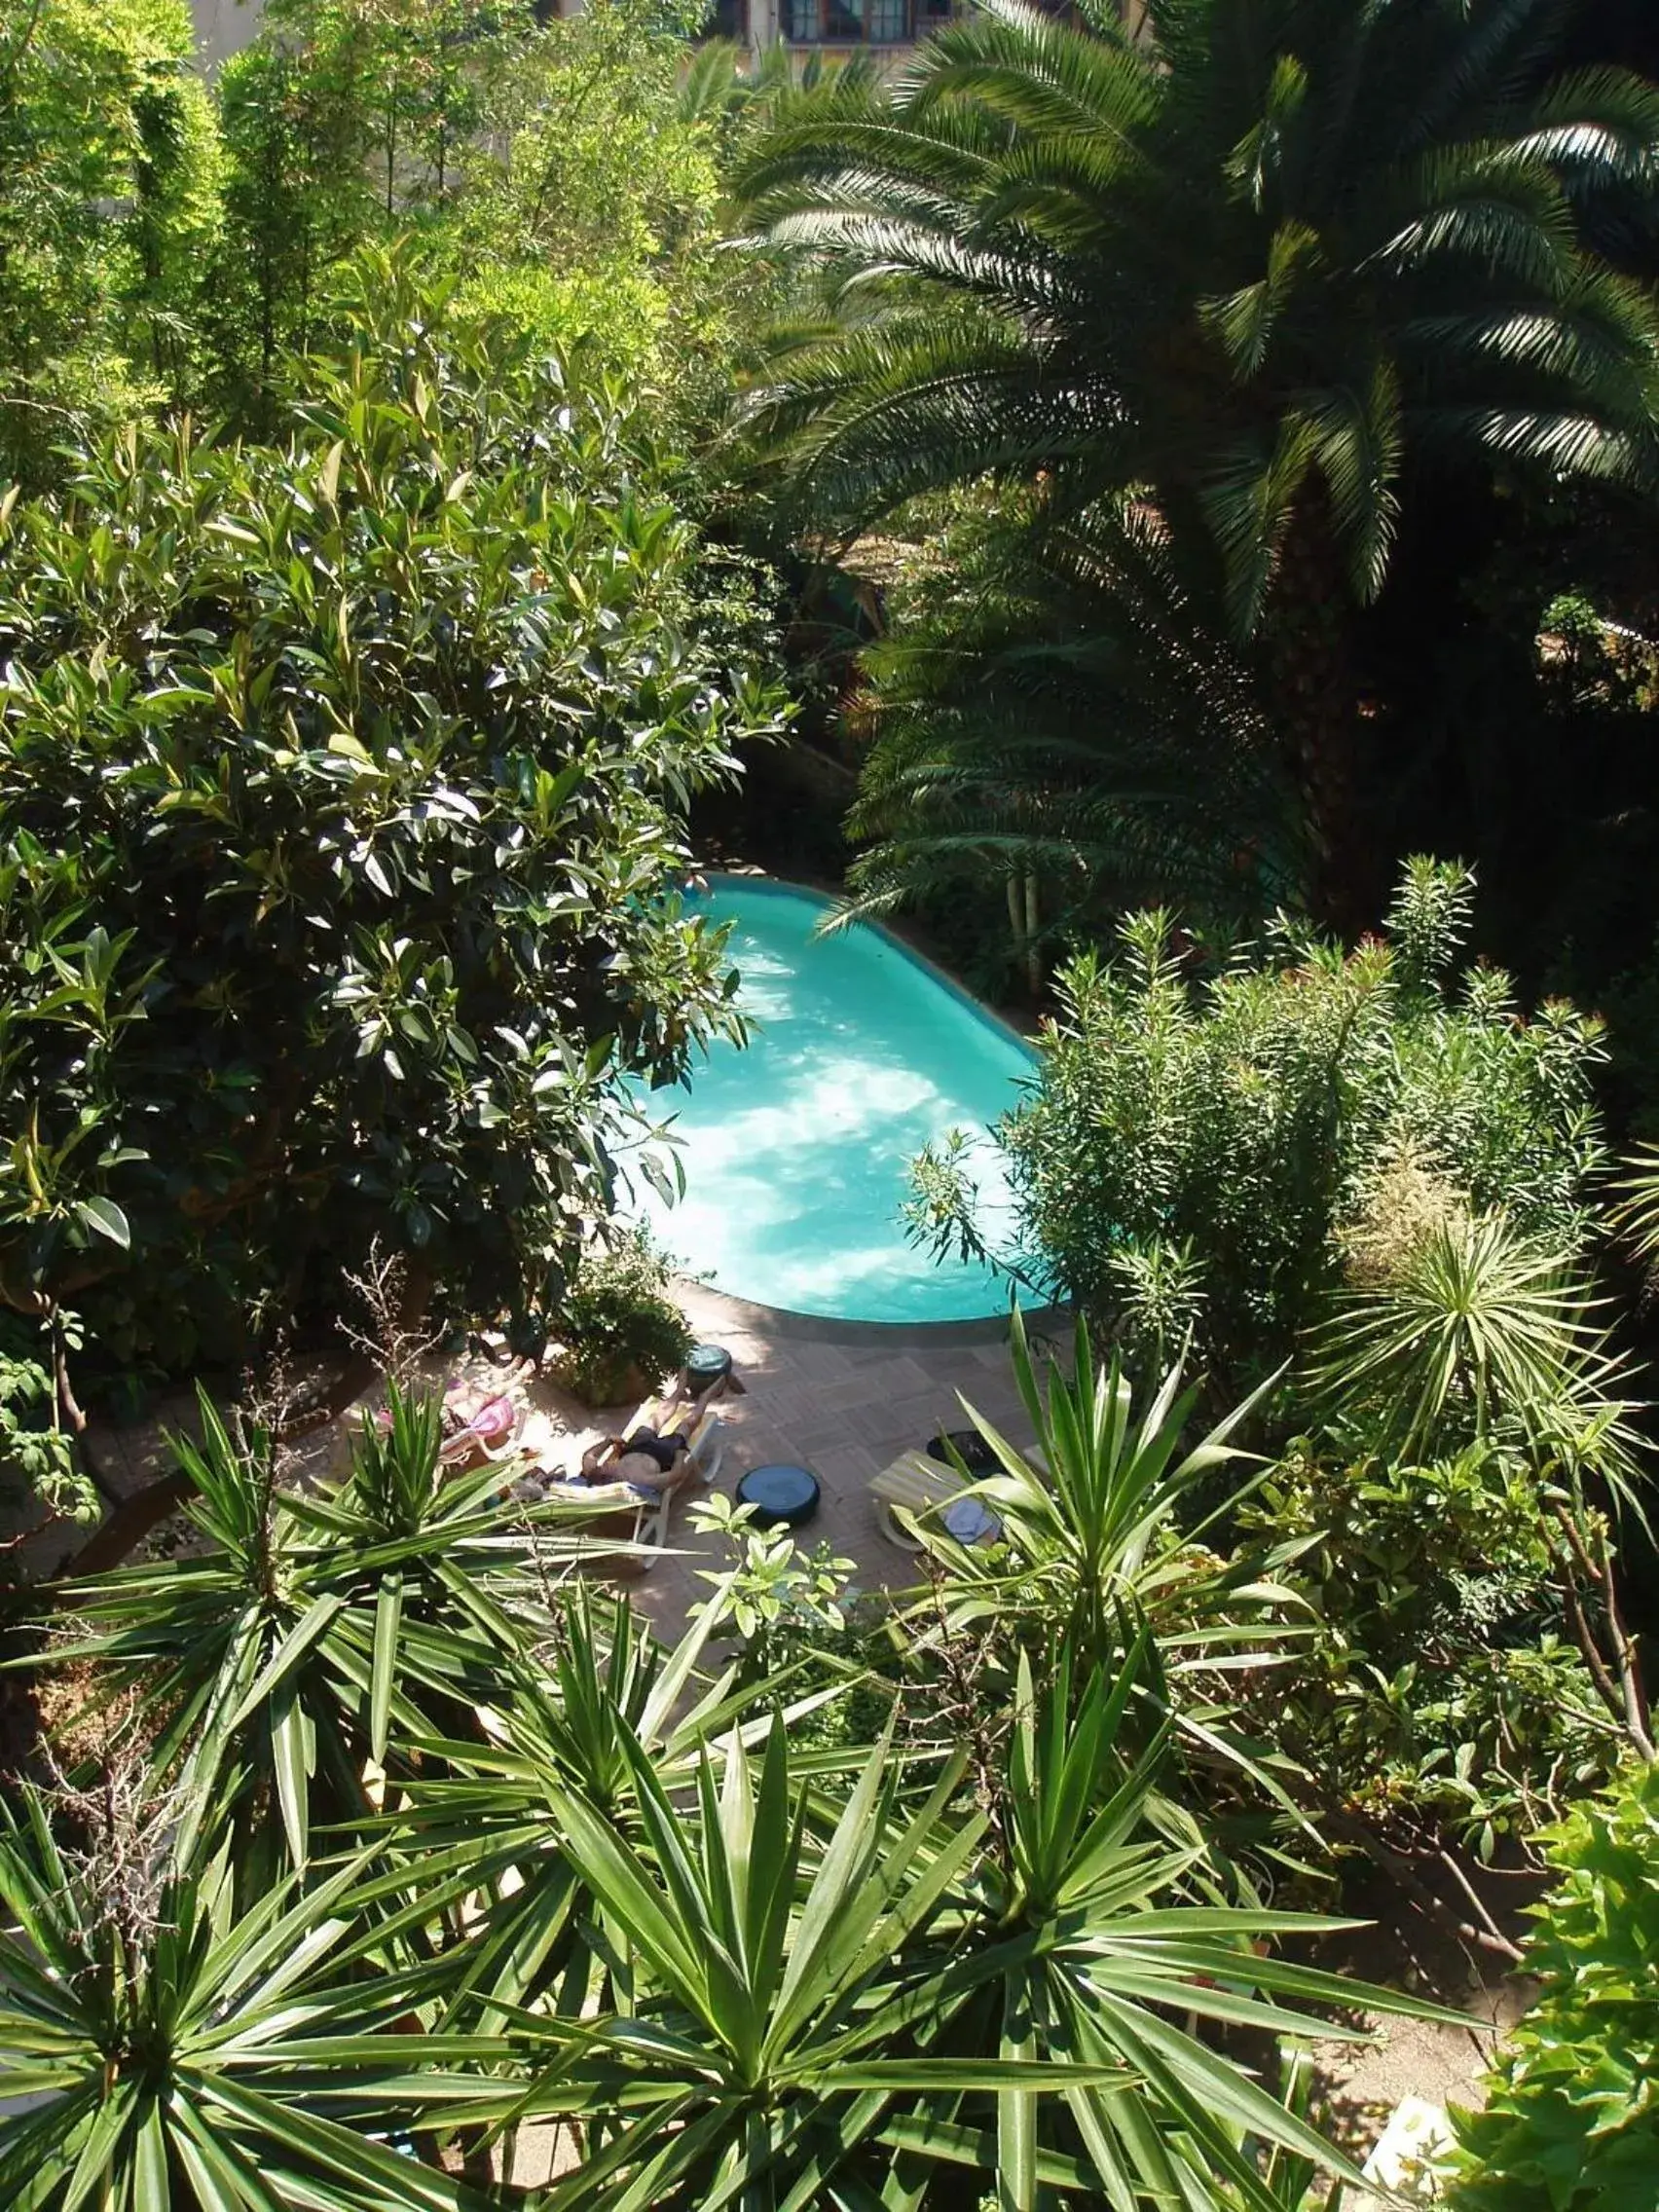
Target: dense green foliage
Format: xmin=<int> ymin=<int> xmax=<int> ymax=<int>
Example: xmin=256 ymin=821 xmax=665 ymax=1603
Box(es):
xmin=0 ymin=0 xmax=223 ymax=483
xmin=912 ymin=862 xmax=1610 ymax=1398
xmin=740 ymin=0 xmax=1659 ymax=915
xmin=0 ymin=265 xmax=782 ymax=1385
xmin=47 ymin=1382 xmax=591 ymax=1876
xmin=8 ymin=1347 xmax=1462 ymax=2212
xmin=550 ymin=1230 xmax=694 ymax=1404
xmin=1240 ymin=1443 xmax=1624 ymax=1858
xmin=836 ymin=498 xmax=1300 ymax=987
xmin=1450 ymin=1759 xmax=1659 ymax=2210
xmin=1 ymin=4 xmax=1657 ymax=2203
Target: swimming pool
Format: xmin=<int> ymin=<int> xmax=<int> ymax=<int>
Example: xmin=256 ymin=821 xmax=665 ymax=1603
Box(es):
xmin=628 ymin=878 xmax=1033 ymax=1323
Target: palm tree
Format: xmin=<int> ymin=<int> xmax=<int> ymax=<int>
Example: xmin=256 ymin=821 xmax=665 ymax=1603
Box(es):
xmin=737 ymin=0 xmax=1659 ymax=916
xmin=834 ymin=497 xmax=1304 ymax=980
xmin=1306 ymin=1207 xmax=1650 ymax=1514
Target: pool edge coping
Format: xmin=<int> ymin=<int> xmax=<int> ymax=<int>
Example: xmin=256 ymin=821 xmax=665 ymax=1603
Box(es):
xmin=674 ymin=1272 xmax=1071 ymax=1347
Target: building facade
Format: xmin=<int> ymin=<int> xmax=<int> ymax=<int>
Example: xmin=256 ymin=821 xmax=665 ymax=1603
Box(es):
xmin=194 ymin=0 xmax=1143 ymax=70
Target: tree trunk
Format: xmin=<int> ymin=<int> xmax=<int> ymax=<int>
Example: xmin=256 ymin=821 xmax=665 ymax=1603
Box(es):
xmin=1263 ymin=491 xmax=1381 ymax=935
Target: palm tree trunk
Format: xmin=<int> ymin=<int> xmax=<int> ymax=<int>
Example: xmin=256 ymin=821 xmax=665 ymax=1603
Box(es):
xmin=1263 ymin=492 xmax=1380 ymax=935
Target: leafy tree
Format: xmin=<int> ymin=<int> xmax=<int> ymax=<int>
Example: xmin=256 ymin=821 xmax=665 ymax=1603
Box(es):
xmin=0 ymin=256 xmax=785 ymax=1392
xmin=0 ymin=0 xmax=222 ymax=481
xmin=445 ymin=0 xmax=760 ymax=403
xmin=0 ymin=1329 xmax=92 ymax=1533
xmin=736 ymin=0 xmax=1659 ymax=914
xmin=203 ymin=3 xmax=389 ymax=419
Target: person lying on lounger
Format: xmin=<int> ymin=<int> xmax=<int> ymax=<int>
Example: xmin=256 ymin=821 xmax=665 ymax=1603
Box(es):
xmin=578 ymin=1426 xmax=694 ymax=1496
xmin=511 ymin=1425 xmax=696 ymax=1505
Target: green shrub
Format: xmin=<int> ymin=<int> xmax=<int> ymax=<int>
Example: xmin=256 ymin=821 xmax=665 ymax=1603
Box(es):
xmin=0 ymin=253 xmax=786 ymax=1381
xmin=910 ymin=860 xmax=1609 ymax=1410
xmin=552 ymin=1232 xmax=693 ymax=1405
xmin=1450 ymin=1759 xmax=1659 ymax=2210
xmin=1239 ymin=1445 xmax=1624 ymax=1857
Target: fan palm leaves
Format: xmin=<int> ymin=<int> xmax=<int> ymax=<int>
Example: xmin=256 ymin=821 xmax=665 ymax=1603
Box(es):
xmin=737 ymin=0 xmax=1659 ymax=911
xmin=835 ymin=497 xmax=1305 ymax=942
xmin=738 ymin=0 xmax=1659 ymax=626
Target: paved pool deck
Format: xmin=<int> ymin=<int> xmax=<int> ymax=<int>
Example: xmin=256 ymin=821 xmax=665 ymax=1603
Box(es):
xmin=55 ymin=1280 xmax=1046 ymax=1633
xmin=623 ymin=1280 xmax=1042 ymax=1637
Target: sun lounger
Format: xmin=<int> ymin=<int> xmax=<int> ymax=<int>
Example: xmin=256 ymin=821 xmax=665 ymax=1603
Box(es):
xmin=532 ymin=1402 xmax=729 ymax=1570
xmin=869 ymin=1450 xmax=995 ymax=1551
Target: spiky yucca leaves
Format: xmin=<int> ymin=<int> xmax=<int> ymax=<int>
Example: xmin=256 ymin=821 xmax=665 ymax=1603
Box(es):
xmin=0 ymin=1781 xmax=490 ymax=2212
xmin=899 ymin=1309 xmax=1300 ymax=1666
xmin=837 ymin=498 xmax=1305 ymax=942
xmin=430 ymin=1641 xmax=1453 ymax=2211
xmin=42 ymin=1384 xmax=585 ymax=1870
xmin=892 ymin=1310 xmax=1313 ymax=1827
xmin=344 ymin=1583 xmax=823 ymax=2032
xmin=740 ymin=0 xmax=1659 ymax=625
xmin=1307 ymin=1210 xmax=1650 ymax=1516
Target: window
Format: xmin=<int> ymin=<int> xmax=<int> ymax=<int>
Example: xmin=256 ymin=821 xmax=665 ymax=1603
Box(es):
xmin=784 ymin=0 xmax=914 ymax=43
xmin=705 ymin=0 xmax=751 ymax=36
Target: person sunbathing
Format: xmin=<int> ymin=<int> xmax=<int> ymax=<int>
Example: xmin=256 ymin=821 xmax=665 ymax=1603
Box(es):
xmin=578 ymin=1426 xmax=693 ymax=1497
xmin=512 ymin=1425 xmax=696 ymax=1505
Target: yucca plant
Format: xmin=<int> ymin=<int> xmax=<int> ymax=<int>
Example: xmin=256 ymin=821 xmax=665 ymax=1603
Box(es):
xmin=1305 ymin=1211 xmax=1649 ymax=1514
xmin=431 ymin=1635 xmax=1450 ymax=2209
xmin=1611 ymin=1143 xmax=1659 ymax=1273
xmin=903 ymin=1309 xmax=1307 ymax=1683
xmin=41 ymin=1383 xmax=584 ymax=1868
xmin=0 ymin=1774 xmax=492 ymax=2211
xmin=348 ymin=1582 xmax=853 ymax=2037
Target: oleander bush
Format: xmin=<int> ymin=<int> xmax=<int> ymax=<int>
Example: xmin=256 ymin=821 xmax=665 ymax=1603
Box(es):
xmin=910 ymin=860 xmax=1612 ymax=1425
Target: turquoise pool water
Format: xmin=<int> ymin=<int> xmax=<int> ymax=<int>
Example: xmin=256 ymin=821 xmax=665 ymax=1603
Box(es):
xmin=629 ymin=878 xmax=1033 ymax=1323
